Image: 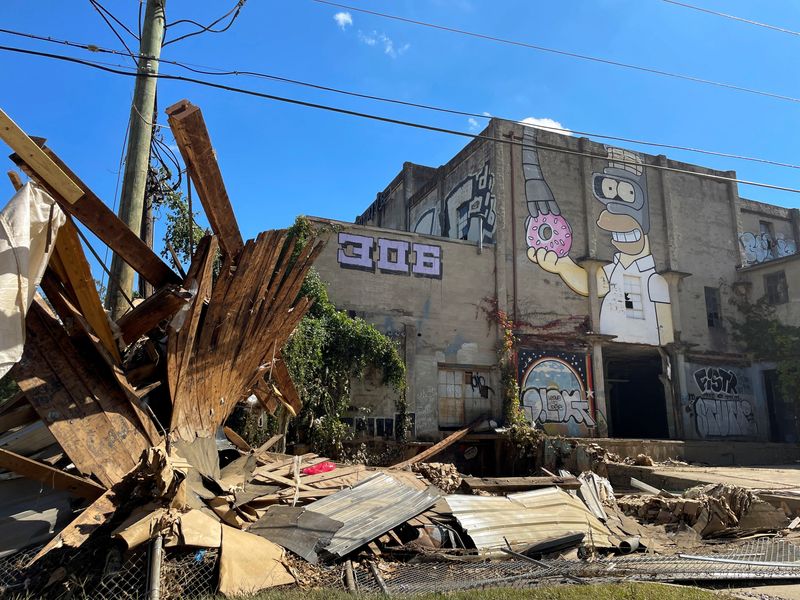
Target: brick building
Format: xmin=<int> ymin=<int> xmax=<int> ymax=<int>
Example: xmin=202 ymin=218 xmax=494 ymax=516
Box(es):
xmin=310 ymin=119 xmax=800 ymax=444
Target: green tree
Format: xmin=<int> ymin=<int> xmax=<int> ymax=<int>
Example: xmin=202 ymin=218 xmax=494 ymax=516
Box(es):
xmin=281 ymin=217 xmax=407 ymax=457
xmin=730 ymin=295 xmax=800 ymax=404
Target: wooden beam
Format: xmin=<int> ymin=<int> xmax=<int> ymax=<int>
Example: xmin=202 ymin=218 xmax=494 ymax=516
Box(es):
xmin=116 ymin=284 xmax=188 ymax=345
xmin=223 ymin=426 xmax=252 ymax=453
xmin=7 ymin=170 xmax=22 ymax=191
xmin=391 ymin=420 xmax=480 ymax=470
xmin=0 ymin=448 xmax=105 ymax=500
xmin=51 ymin=219 xmax=121 ymax=363
xmin=0 ymin=108 xmax=83 ymax=203
xmin=29 ymin=484 xmax=120 ymax=565
xmin=461 ymin=476 xmax=582 ymax=493
xmin=0 ymin=402 xmax=36 ymax=432
xmin=166 ymin=100 xmax=243 ymax=257
xmin=9 ymin=143 xmax=180 ymax=288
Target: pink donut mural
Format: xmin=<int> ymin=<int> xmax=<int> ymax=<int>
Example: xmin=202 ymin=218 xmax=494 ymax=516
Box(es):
xmin=525 ymin=213 xmax=572 ymax=257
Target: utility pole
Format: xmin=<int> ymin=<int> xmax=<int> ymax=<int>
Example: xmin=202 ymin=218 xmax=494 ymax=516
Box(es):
xmin=106 ymin=0 xmax=166 ymax=319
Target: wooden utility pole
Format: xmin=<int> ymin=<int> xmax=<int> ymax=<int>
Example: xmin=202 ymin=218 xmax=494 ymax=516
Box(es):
xmin=106 ymin=0 xmax=166 ymax=319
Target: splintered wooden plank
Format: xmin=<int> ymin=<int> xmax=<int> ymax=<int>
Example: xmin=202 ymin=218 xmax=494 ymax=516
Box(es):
xmin=0 ymin=108 xmax=83 ymax=202
xmin=51 ymin=219 xmax=121 ymax=363
xmin=12 ymin=301 xmax=150 ymax=486
xmin=116 ymin=284 xmax=188 ymax=345
xmin=29 ymin=483 xmax=121 ymax=566
xmin=166 ymin=100 xmax=243 ymax=257
xmin=0 ymin=448 xmax=106 ymax=500
xmin=9 ymin=144 xmax=179 ymax=288
xmin=168 ymin=236 xmax=219 ymax=439
xmin=270 ymin=358 xmax=302 ymax=416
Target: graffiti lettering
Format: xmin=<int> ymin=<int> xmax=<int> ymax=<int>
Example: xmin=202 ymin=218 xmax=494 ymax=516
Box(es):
xmin=522 ymin=387 xmax=596 ymax=427
xmin=337 ymin=233 xmax=442 ymax=278
xmin=443 ymin=161 xmax=496 ymax=244
xmin=693 ymin=367 xmax=738 ymax=396
xmin=692 ymin=396 xmax=756 ymax=438
xmin=739 ymin=231 xmax=797 ymax=265
xmin=686 ymin=365 xmax=757 ymax=439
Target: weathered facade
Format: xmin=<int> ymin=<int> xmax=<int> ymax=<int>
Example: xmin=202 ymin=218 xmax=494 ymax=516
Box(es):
xmin=312 ymin=119 xmax=800 ymax=444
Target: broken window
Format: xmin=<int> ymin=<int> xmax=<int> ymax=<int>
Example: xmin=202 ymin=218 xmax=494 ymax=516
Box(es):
xmin=765 ymin=271 xmax=789 ymax=305
xmin=437 ymin=368 xmax=492 ymax=429
xmin=623 ymin=275 xmax=644 ymax=319
xmin=760 ymin=220 xmax=775 ymax=249
xmin=705 ymin=286 xmax=722 ymax=328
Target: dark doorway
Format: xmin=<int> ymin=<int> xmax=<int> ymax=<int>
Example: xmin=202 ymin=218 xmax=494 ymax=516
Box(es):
xmin=764 ymin=369 xmax=798 ymax=443
xmin=605 ymin=347 xmax=669 ymax=439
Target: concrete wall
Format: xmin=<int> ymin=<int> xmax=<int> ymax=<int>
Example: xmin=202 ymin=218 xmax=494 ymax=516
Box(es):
xmin=738 ymin=255 xmax=800 ymax=326
xmin=738 ymin=198 xmax=799 ymax=267
xmin=314 ymin=118 xmax=800 ymax=443
xmin=311 ymin=220 xmax=501 ymax=440
xmin=678 ymin=361 xmax=769 ymax=441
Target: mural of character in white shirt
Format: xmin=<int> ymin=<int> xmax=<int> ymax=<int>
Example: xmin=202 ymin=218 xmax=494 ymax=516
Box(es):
xmin=525 ymin=139 xmax=673 ymax=346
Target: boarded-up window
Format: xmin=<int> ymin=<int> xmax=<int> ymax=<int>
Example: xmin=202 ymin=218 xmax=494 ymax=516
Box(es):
xmin=765 ymin=271 xmax=788 ymax=305
xmin=438 ymin=368 xmax=492 ymax=428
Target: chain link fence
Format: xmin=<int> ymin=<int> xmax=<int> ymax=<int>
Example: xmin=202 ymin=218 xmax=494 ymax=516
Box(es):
xmin=0 ymin=543 xmax=218 ymax=599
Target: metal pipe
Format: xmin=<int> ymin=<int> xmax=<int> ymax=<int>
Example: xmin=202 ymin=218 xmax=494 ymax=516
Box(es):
xmin=147 ymin=534 xmax=163 ymax=600
xmin=368 ymin=561 xmax=389 ymax=594
xmin=344 ymin=560 xmax=356 ymax=593
xmin=678 ymin=554 xmax=800 ymax=568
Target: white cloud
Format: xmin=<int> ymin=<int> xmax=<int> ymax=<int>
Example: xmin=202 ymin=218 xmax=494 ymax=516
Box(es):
xmin=333 ymin=11 xmax=352 ymax=30
xmin=357 ymin=30 xmax=409 ymax=58
xmin=521 ymin=117 xmax=572 ymax=136
xmin=467 ymin=117 xmax=479 ymax=131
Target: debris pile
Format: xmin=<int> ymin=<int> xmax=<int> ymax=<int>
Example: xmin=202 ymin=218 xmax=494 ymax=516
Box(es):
xmin=0 ymin=100 xmax=796 ymax=598
xmin=412 ymin=462 xmax=462 ymax=494
xmin=617 ymin=483 xmax=789 ymax=537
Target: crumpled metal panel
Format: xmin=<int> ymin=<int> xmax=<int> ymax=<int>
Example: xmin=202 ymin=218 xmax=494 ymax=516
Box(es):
xmin=307 ymin=472 xmax=441 ymax=559
xmin=446 ymin=486 xmax=615 ymax=552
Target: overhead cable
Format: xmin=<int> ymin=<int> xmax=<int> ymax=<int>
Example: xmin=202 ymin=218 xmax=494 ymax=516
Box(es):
xmin=3 ymin=43 xmax=800 ymax=195
xmin=309 ymin=0 xmax=800 ymax=105
xmin=2 ymin=27 xmax=799 ymax=172
xmin=662 ymin=0 xmax=800 ymax=37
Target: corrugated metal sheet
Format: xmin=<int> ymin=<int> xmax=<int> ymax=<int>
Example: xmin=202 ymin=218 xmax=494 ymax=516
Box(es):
xmin=306 ymin=471 xmax=441 ymax=559
xmin=446 ymin=486 xmax=616 ymax=553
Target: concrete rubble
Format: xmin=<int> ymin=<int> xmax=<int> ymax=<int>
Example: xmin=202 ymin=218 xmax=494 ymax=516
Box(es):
xmin=0 ymin=101 xmax=798 ymax=598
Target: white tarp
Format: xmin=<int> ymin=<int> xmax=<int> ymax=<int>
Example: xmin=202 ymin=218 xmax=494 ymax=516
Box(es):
xmin=0 ymin=182 xmax=66 ymax=378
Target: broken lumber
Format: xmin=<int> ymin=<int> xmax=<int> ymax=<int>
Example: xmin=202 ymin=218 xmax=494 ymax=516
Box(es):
xmin=0 ymin=447 xmax=105 ymax=500
xmin=116 ymin=284 xmax=188 ymax=345
xmin=392 ymin=421 xmax=478 ymax=470
xmin=166 ymin=100 xmax=243 ymax=257
xmin=10 ymin=143 xmax=179 ymax=288
xmin=0 ymin=108 xmax=82 ymax=203
xmin=13 ymin=300 xmax=151 ymax=486
xmin=462 ymin=476 xmax=582 ymax=493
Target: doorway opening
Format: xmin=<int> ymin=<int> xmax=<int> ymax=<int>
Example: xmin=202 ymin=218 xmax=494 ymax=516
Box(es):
xmin=605 ymin=346 xmax=669 ymax=439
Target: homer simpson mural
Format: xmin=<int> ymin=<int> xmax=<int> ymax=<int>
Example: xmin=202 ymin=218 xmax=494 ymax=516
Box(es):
xmin=523 ymin=128 xmax=673 ymax=346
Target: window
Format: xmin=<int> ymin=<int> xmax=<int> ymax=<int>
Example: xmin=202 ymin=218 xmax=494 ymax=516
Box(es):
xmin=456 ymin=202 xmax=471 ymax=240
xmin=623 ymin=275 xmax=644 ymax=319
xmin=765 ymin=271 xmax=789 ymax=305
xmin=438 ymin=368 xmax=492 ymax=428
xmin=705 ymin=287 xmax=722 ymax=328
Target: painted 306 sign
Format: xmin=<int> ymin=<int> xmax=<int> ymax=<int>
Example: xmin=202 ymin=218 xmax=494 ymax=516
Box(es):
xmin=337 ymin=232 xmax=442 ymax=279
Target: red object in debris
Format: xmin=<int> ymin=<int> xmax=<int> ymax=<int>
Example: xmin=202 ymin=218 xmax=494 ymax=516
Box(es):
xmin=302 ymin=462 xmax=336 ymax=475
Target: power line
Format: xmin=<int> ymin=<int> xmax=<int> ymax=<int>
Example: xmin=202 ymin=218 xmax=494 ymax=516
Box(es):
xmin=163 ymin=1 xmax=246 ymax=47
xmin=662 ymin=0 xmax=800 ymax=37
xmin=310 ymin=0 xmax=800 ymax=105
xmin=87 ymin=0 xmax=138 ymax=65
xmin=90 ymin=0 xmax=140 ymax=41
xmin=3 ymin=43 xmax=800 ymax=196
xmin=3 ymin=27 xmax=800 ymax=172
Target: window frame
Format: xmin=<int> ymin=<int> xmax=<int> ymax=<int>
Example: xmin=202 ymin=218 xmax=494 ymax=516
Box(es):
xmin=764 ymin=271 xmax=789 ymax=305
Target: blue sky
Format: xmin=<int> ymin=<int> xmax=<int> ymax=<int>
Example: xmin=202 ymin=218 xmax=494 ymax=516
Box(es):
xmin=2 ymin=0 xmax=799 ymax=275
